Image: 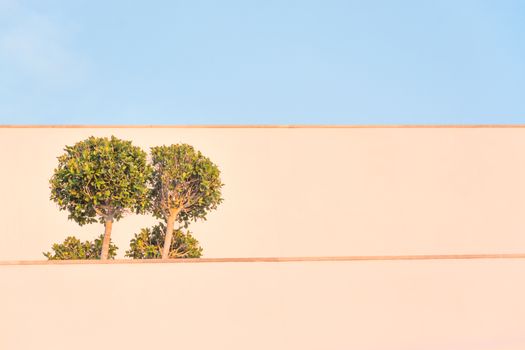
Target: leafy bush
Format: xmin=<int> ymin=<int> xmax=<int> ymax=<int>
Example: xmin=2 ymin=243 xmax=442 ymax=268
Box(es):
xmin=125 ymin=223 xmax=202 ymax=259
xmin=43 ymin=235 xmax=118 ymax=260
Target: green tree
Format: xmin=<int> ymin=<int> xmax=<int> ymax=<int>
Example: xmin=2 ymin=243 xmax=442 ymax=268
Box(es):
xmin=125 ymin=223 xmax=202 ymax=259
xmin=43 ymin=235 xmax=118 ymax=260
xmin=150 ymin=144 xmax=223 ymax=259
xmin=50 ymin=136 xmax=151 ymax=259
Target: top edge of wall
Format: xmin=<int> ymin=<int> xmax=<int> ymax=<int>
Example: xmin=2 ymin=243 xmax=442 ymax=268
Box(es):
xmin=3 ymin=254 xmax=525 ymax=266
xmin=2 ymin=125 xmax=525 ymax=129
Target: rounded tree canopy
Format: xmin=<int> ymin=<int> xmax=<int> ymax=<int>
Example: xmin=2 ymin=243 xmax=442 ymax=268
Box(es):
xmin=150 ymin=144 xmax=223 ymax=225
xmin=50 ymin=136 xmax=152 ymax=225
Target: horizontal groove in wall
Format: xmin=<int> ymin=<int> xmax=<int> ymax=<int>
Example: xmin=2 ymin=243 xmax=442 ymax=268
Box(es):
xmin=2 ymin=254 xmax=525 ymax=266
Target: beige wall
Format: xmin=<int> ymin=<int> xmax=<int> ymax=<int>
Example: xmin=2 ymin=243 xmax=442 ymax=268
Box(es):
xmin=2 ymin=127 xmax=525 ymax=349
xmin=1 ymin=260 xmax=525 ymax=349
xmin=1 ymin=127 xmax=525 ymax=259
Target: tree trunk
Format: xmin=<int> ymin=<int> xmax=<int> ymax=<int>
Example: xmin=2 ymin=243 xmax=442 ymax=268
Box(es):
xmin=161 ymin=210 xmax=178 ymax=259
xmin=101 ymin=219 xmax=113 ymax=260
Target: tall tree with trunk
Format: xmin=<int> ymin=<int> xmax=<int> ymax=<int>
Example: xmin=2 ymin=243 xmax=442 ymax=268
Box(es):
xmin=50 ymin=136 xmax=151 ymax=260
xmin=150 ymin=144 xmax=223 ymax=259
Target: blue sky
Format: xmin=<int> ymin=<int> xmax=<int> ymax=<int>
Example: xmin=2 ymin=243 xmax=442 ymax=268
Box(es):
xmin=0 ymin=0 xmax=524 ymax=124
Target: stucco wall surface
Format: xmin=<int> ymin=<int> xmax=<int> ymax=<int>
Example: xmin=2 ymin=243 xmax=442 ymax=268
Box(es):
xmin=1 ymin=260 xmax=525 ymax=350
xmin=1 ymin=127 xmax=525 ymax=259
xmin=1 ymin=127 xmax=525 ymax=349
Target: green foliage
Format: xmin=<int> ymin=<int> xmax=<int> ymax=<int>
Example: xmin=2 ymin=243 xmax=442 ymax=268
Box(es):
xmin=125 ymin=223 xmax=202 ymax=259
xmin=50 ymin=136 xmax=152 ymax=225
xmin=43 ymin=235 xmax=118 ymax=260
xmin=150 ymin=144 xmax=223 ymax=225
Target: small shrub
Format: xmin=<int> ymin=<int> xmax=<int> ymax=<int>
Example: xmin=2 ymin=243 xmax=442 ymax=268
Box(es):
xmin=125 ymin=223 xmax=202 ymax=259
xmin=43 ymin=235 xmax=118 ymax=260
